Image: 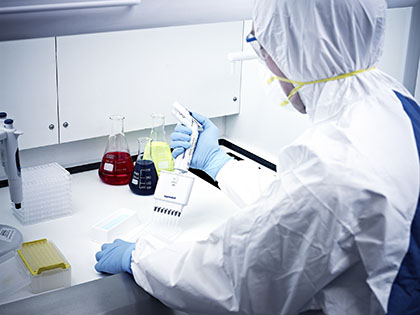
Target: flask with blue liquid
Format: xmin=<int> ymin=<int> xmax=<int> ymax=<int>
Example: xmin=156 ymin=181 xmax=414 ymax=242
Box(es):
xmin=129 ymin=137 xmax=158 ymax=195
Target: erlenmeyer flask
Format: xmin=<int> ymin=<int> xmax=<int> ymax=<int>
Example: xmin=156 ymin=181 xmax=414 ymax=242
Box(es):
xmin=130 ymin=137 xmax=158 ymax=195
xmin=99 ymin=115 xmax=134 ymax=185
xmin=144 ymin=113 xmax=174 ymax=176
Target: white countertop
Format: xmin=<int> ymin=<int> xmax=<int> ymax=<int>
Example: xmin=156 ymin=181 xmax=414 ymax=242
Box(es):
xmin=0 ymin=168 xmax=239 ymax=305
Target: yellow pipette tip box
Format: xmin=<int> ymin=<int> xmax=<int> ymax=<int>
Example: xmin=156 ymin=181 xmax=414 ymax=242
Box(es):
xmin=17 ymin=239 xmax=71 ymax=293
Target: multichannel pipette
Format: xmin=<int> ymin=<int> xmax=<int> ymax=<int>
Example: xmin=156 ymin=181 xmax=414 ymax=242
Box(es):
xmin=171 ymin=102 xmax=203 ymax=173
xmin=153 ymin=102 xmax=202 ymax=217
xmin=0 ymin=114 xmax=23 ymax=210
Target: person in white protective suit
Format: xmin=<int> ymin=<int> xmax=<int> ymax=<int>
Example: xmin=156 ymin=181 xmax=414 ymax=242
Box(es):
xmin=94 ymin=0 xmax=420 ymax=314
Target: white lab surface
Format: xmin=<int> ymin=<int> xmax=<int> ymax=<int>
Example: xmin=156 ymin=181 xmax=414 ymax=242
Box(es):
xmin=129 ymin=0 xmax=420 ymax=314
xmin=0 ymin=169 xmax=239 ymax=305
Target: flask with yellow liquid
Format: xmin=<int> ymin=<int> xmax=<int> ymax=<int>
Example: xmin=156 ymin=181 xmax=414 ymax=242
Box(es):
xmin=144 ymin=113 xmax=174 ymax=176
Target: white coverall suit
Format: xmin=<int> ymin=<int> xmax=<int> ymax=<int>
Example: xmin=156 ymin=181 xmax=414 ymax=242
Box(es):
xmin=131 ymin=0 xmax=420 ymax=314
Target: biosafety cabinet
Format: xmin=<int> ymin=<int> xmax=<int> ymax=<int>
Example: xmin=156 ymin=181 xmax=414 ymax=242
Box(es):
xmin=0 ymin=0 xmax=420 ymax=313
xmin=0 ymin=0 xmax=419 ymax=168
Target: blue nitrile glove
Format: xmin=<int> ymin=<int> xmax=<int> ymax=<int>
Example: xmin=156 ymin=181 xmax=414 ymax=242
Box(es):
xmin=94 ymin=239 xmax=136 ymax=274
xmin=170 ymin=112 xmax=232 ymax=180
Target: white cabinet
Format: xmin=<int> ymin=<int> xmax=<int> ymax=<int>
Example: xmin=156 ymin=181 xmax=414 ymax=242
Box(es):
xmin=0 ymin=21 xmax=243 ymax=149
xmin=0 ymin=38 xmax=58 ymax=150
xmin=56 ymin=21 xmax=243 ymax=143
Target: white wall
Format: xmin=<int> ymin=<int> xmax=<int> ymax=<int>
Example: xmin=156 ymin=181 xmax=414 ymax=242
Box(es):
xmin=225 ymin=8 xmax=415 ymax=163
xmin=377 ymin=7 xmax=412 ymax=84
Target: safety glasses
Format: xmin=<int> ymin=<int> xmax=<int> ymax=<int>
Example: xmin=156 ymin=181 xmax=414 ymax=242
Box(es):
xmin=246 ymin=31 xmax=268 ymax=61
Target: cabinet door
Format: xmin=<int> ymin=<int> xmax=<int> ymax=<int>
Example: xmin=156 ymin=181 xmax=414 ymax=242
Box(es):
xmin=0 ymin=38 xmax=58 ymax=149
xmin=57 ymin=21 xmax=243 ymax=143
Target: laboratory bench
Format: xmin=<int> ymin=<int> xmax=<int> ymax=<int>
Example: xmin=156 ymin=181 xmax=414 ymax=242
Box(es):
xmin=0 ymin=140 xmax=276 ymax=314
xmin=0 ymin=164 xmax=240 ymax=314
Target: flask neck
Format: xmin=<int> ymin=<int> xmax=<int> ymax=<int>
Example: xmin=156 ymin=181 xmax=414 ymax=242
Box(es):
xmin=150 ymin=114 xmax=166 ymax=142
xmin=110 ymin=115 xmax=125 ymax=136
xmin=104 ymin=115 xmax=130 ymax=154
xmin=152 ymin=114 xmax=165 ymax=129
xmin=137 ymin=137 xmax=151 ymax=161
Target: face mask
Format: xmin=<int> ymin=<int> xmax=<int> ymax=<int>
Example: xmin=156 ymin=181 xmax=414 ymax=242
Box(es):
xmin=267 ymin=67 xmax=376 ymax=106
xmin=259 ymin=65 xmax=297 ymax=112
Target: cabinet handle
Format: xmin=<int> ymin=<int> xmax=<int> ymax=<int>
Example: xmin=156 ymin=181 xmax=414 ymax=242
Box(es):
xmin=63 ymin=122 xmax=69 ymax=128
xmin=227 ymin=51 xmax=258 ymax=62
xmin=0 ymin=0 xmax=141 ymax=14
xmin=49 ymin=124 xmax=55 ymax=130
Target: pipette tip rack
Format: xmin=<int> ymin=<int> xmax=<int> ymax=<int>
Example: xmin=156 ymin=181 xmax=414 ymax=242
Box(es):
xmin=12 ymin=163 xmax=72 ymax=225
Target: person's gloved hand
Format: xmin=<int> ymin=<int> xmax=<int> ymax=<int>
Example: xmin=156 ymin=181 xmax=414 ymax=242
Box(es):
xmin=94 ymin=239 xmax=136 ymax=274
xmin=170 ymin=112 xmax=232 ymax=180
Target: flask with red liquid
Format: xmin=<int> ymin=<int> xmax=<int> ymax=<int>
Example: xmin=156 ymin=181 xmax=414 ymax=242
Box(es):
xmin=99 ymin=115 xmax=134 ymax=185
